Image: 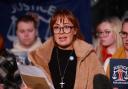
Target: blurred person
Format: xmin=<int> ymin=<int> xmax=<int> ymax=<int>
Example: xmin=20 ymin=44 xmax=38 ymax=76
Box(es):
xmin=0 ymin=34 xmax=4 ymax=49
xmin=114 ymin=18 xmax=128 ymax=58
xmin=0 ymin=30 xmax=32 ymax=89
xmin=0 ymin=34 xmax=22 ymax=89
xmin=0 ymin=34 xmax=4 ymax=89
xmin=105 ymin=17 xmax=128 ymax=77
xmin=28 ymin=9 xmax=105 ymax=89
xmin=95 ymin=17 xmax=122 ymax=68
xmin=104 ymin=17 xmax=128 ymax=89
xmin=11 ymin=12 xmax=42 ymax=65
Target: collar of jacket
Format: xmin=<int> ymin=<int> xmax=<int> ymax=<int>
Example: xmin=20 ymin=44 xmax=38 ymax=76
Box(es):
xmin=32 ymin=36 xmax=95 ymax=63
xmin=11 ymin=37 xmax=42 ymax=53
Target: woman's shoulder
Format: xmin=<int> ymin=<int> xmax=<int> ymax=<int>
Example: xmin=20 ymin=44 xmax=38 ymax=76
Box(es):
xmin=74 ymin=39 xmax=94 ymax=50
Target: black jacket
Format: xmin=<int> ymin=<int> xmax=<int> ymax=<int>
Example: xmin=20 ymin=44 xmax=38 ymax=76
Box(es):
xmin=0 ymin=49 xmax=22 ymax=89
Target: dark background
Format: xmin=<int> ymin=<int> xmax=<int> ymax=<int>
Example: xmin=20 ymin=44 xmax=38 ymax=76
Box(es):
xmin=1 ymin=0 xmax=128 ymax=48
xmin=0 ymin=0 xmax=91 ymax=48
xmin=91 ymin=0 xmax=128 ymax=30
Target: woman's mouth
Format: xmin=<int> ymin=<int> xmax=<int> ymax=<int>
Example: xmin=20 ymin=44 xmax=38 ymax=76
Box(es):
xmin=59 ymin=36 xmax=67 ymax=42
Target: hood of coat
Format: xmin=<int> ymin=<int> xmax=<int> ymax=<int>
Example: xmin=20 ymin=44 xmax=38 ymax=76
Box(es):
xmin=29 ymin=37 xmax=95 ymax=64
xmin=73 ymin=38 xmax=95 ymax=60
xmin=11 ymin=37 xmax=42 ymax=53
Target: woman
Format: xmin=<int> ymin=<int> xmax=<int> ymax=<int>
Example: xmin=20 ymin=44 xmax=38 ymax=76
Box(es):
xmin=95 ymin=17 xmax=122 ymax=68
xmin=28 ymin=9 xmax=104 ymax=89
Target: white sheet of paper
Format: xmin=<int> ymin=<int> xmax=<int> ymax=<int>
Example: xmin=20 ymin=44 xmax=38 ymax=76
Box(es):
xmin=18 ymin=65 xmax=46 ymax=78
xmin=17 ymin=64 xmax=54 ymax=89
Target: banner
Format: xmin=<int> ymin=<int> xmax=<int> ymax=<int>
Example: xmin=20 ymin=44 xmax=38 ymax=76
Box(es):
xmin=0 ymin=0 xmax=91 ymax=48
xmin=110 ymin=59 xmax=128 ymax=89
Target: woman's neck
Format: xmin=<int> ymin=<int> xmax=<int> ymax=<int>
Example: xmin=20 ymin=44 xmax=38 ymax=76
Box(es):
xmin=58 ymin=45 xmax=73 ymax=50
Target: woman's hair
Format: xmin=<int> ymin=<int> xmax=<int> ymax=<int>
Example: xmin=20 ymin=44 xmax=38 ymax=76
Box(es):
xmin=96 ymin=17 xmax=122 ymax=62
xmin=50 ymin=9 xmax=84 ymax=40
xmin=0 ymin=34 xmax=4 ymax=49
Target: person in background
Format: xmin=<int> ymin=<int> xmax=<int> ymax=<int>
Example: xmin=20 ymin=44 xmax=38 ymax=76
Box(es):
xmin=0 ymin=34 xmax=34 ymax=89
xmin=0 ymin=34 xmax=4 ymax=49
xmin=95 ymin=17 xmax=122 ymax=71
xmin=11 ymin=12 xmax=42 ymax=65
xmin=105 ymin=17 xmax=128 ymax=77
xmin=0 ymin=34 xmax=4 ymax=89
xmin=28 ymin=9 xmax=104 ymax=89
xmin=0 ymin=33 xmax=22 ymax=89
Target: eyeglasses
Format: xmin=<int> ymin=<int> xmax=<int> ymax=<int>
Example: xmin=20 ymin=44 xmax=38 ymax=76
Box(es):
xmin=96 ymin=31 xmax=111 ymax=37
xmin=119 ymin=31 xmax=128 ymax=38
xmin=53 ymin=25 xmax=74 ymax=34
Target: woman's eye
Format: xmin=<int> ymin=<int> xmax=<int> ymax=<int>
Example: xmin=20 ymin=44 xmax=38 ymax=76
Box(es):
xmin=54 ymin=26 xmax=59 ymax=29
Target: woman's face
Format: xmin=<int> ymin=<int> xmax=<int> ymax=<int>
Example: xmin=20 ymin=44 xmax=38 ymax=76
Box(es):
xmin=53 ymin=17 xmax=76 ymax=49
xmin=97 ymin=22 xmax=116 ymax=47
